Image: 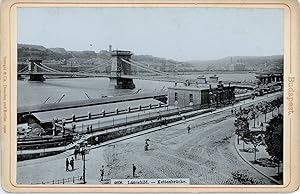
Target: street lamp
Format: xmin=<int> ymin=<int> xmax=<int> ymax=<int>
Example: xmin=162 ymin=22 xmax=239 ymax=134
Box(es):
xmin=208 ymin=91 xmax=213 ymax=107
xmin=80 ymin=142 xmax=91 ymax=184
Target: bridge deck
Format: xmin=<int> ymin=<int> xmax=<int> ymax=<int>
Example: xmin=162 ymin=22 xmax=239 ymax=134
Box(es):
xmin=18 ymin=92 xmax=168 ymax=114
xmin=18 ymin=72 xmax=187 ymax=83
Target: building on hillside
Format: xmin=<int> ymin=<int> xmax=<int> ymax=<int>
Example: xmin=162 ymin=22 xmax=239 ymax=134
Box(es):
xmin=234 ymin=63 xmax=246 ymax=71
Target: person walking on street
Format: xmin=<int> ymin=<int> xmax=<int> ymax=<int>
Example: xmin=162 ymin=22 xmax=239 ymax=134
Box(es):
xmin=132 ymin=164 xmax=136 ymax=177
xmin=74 ymin=147 xmax=78 ymax=160
xmin=187 ymin=125 xmax=191 ymax=134
xmin=70 ymin=157 xmax=74 ymax=171
xmin=100 ymin=165 xmax=104 ymax=181
xmin=66 ymin=158 xmax=70 ymax=171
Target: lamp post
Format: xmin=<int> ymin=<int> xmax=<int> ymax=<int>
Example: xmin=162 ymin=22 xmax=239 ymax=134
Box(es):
xmin=208 ymin=91 xmax=213 ymax=108
xmin=81 ymin=142 xmax=91 ymax=184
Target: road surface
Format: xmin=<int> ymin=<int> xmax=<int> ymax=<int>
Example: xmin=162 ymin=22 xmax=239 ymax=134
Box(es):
xmin=17 ymin=104 xmax=276 ymax=184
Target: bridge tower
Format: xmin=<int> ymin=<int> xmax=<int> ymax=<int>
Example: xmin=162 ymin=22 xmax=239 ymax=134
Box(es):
xmin=110 ymin=50 xmax=135 ymax=89
xmin=28 ymin=58 xmax=45 ymax=81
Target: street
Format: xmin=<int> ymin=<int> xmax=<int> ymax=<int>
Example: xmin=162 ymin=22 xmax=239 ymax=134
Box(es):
xmin=17 ymin=93 xmax=281 ymax=184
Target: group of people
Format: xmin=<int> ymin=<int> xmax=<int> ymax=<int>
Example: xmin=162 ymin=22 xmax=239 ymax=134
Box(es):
xmin=65 ymin=157 xmax=75 ymax=171
xmin=156 ymin=114 xmax=168 ymax=126
xmin=86 ymin=125 xmax=93 ymax=133
xmin=73 ymin=146 xmax=87 ymax=160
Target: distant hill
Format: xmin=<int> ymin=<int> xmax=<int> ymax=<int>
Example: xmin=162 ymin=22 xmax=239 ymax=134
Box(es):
xmin=187 ymin=55 xmax=283 ymax=72
xmin=18 ymin=44 xmax=73 ymax=61
xmin=17 ymin=43 xmax=283 ymax=72
xmin=17 ymin=43 xmax=192 ymax=72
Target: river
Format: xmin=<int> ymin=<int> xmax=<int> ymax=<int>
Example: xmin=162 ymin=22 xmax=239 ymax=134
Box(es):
xmin=17 ymin=73 xmax=256 ymax=106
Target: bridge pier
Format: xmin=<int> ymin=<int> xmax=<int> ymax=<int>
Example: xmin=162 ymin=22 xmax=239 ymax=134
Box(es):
xmin=28 ymin=59 xmax=45 ymax=81
xmin=110 ymin=77 xmax=135 ymax=89
xmin=29 ymin=74 xmax=45 ymax=81
xmin=110 ymin=50 xmax=135 ymax=89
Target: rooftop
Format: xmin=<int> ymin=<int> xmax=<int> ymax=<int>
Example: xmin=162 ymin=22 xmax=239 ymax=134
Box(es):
xmin=168 ymin=82 xmax=224 ymax=91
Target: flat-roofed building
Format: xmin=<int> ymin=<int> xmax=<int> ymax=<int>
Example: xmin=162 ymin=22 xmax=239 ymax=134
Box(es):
xmin=168 ymin=82 xmax=235 ymax=108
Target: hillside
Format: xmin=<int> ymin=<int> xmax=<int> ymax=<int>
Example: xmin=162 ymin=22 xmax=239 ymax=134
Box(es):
xmin=17 ymin=43 xmax=283 ymax=72
xmin=187 ymin=55 xmax=283 ymax=71
xmin=17 ymin=44 xmax=194 ymax=72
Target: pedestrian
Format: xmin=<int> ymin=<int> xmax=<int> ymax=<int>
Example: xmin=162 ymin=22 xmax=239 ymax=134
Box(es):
xmin=187 ymin=125 xmax=191 ymax=134
xmin=87 ymin=126 xmax=89 ymax=133
xmin=70 ymin=157 xmax=74 ymax=171
xmin=144 ymin=139 xmax=150 ymax=151
xmin=132 ymin=164 xmax=136 ymax=177
xmin=74 ymin=147 xmax=78 ymax=160
xmin=160 ymin=117 xmax=163 ymax=126
xmin=90 ymin=125 xmax=93 ymax=133
xmin=66 ymin=158 xmax=70 ymax=171
xmin=144 ymin=144 xmax=149 ymax=151
xmin=100 ymin=165 xmax=104 ymax=181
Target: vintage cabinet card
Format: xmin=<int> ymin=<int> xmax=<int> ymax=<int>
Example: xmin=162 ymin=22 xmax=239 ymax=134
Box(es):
xmin=1 ymin=0 xmax=299 ymax=192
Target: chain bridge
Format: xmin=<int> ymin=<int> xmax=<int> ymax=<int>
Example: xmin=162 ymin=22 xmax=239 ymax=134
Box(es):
xmin=18 ymin=50 xmax=187 ymax=89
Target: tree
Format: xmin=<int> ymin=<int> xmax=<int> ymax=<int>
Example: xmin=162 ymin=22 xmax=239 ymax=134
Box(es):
xmin=234 ymin=116 xmax=250 ymax=149
xmin=259 ymin=106 xmax=268 ymax=123
xmin=249 ymin=132 xmax=263 ymax=162
xmin=234 ymin=119 xmax=242 ymax=145
xmin=274 ymin=98 xmax=283 ymax=115
xmin=264 ymin=114 xmax=283 ymax=175
xmin=249 ymin=110 xmax=258 ymax=128
xmin=241 ymin=123 xmax=251 ymax=151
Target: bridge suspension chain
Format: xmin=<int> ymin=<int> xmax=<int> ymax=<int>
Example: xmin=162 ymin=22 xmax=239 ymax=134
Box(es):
xmin=130 ymin=59 xmax=172 ymax=76
xmin=32 ymin=62 xmax=54 ymax=73
xmin=122 ymin=59 xmax=187 ymax=82
xmin=78 ymin=60 xmax=111 ymax=73
xmin=38 ymin=62 xmax=62 ymax=73
xmin=121 ymin=59 xmax=169 ymax=76
xmin=18 ymin=64 xmax=29 ymax=73
xmin=132 ymin=60 xmax=189 ymax=82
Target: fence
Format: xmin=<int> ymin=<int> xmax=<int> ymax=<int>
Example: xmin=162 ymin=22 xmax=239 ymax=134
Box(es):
xmin=62 ymin=102 xmax=168 ymax=124
xmin=71 ymin=103 xmax=211 ymax=135
xmin=38 ymin=175 xmax=83 ymax=184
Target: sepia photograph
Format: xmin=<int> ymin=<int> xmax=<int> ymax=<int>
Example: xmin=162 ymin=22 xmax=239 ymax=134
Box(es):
xmin=15 ymin=7 xmax=284 ymax=186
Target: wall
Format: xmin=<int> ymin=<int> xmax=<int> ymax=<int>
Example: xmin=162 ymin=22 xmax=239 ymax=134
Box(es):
xmin=168 ymin=87 xmax=202 ymax=107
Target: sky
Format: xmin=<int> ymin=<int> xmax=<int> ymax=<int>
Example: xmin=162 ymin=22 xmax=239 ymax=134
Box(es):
xmin=18 ymin=7 xmax=284 ymax=61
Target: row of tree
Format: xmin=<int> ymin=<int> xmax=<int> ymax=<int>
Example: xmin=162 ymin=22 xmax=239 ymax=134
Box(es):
xmin=234 ymin=97 xmax=283 ymax=175
xmin=234 ymin=97 xmax=282 ymax=128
